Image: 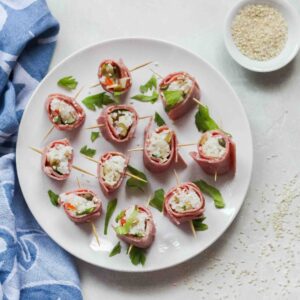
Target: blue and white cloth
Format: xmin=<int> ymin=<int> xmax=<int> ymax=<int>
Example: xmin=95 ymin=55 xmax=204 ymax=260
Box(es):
xmin=0 ymin=1 xmax=82 ymax=299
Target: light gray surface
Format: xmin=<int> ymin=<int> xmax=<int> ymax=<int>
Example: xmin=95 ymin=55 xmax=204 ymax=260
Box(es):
xmin=47 ymin=0 xmax=300 ymax=299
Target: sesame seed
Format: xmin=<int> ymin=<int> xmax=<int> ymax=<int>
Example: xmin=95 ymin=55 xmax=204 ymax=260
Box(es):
xmin=231 ymin=4 xmax=288 ymax=61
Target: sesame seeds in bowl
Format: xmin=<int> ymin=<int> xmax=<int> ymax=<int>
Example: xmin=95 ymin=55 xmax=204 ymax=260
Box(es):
xmin=224 ymin=0 xmax=300 ymax=72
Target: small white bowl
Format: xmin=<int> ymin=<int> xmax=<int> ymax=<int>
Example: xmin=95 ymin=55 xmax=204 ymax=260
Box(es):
xmin=224 ymin=0 xmax=300 ymax=72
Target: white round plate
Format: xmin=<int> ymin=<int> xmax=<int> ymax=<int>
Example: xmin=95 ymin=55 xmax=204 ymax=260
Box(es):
xmin=16 ymin=38 xmax=253 ymax=272
xmin=224 ymin=0 xmax=300 ymax=72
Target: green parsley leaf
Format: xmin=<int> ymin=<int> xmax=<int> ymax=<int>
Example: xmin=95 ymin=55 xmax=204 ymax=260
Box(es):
xmin=149 ymin=188 xmax=165 ymax=212
xmin=104 ymin=198 xmax=117 ymax=235
xmin=91 ymin=131 xmax=100 ymax=142
xmin=115 ymin=208 xmax=139 ymax=235
xmin=126 ymin=165 xmax=148 ymax=191
xmin=57 ymin=76 xmax=78 ymax=91
xmin=82 ymin=92 xmax=115 ymax=111
xmin=163 ymin=90 xmax=184 ymax=112
xmin=131 ymin=75 xmax=159 ymax=103
xmin=195 ymin=104 xmax=219 ymax=132
xmin=131 ymin=92 xmax=158 ymax=103
xmin=80 ymin=145 xmax=96 ymax=158
xmin=192 ymin=217 xmax=208 ymax=231
xmin=128 ymin=246 xmax=146 ymax=266
xmin=109 ymin=241 xmax=121 ymax=257
xmin=48 ymin=190 xmax=59 ymax=207
xmin=140 ymin=75 xmax=157 ymax=93
xmin=193 ymin=180 xmax=225 ymax=208
xmin=76 ymin=207 xmax=95 ymax=216
xmin=154 ymin=112 xmax=166 ymax=127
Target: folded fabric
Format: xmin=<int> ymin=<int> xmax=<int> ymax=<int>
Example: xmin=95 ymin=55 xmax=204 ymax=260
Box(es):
xmin=0 ymin=1 xmax=82 ymax=299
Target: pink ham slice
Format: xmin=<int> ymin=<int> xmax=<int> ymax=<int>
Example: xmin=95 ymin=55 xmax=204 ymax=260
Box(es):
xmin=116 ymin=205 xmax=156 ymax=248
xmin=159 ymin=72 xmax=200 ymax=120
xmin=189 ymin=130 xmax=236 ymax=176
xmin=46 ymin=93 xmax=86 ymax=131
xmin=59 ymin=189 xmax=102 ymax=224
xmin=143 ymin=117 xmax=185 ymax=173
xmin=41 ymin=138 xmax=73 ymax=181
xmin=98 ymin=59 xmax=132 ymax=94
xmin=97 ymin=104 xmax=138 ymax=143
xmin=164 ymin=182 xmax=205 ymax=225
xmin=97 ymin=151 xmax=129 ymax=194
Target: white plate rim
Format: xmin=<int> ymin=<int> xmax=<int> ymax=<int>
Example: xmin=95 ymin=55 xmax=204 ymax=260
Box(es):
xmin=16 ymin=37 xmax=253 ymax=273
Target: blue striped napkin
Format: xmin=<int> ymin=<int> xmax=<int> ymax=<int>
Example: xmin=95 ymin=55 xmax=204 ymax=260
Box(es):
xmin=0 ymin=1 xmax=82 ymax=299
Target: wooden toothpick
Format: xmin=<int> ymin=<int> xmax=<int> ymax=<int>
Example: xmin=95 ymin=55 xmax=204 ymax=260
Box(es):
xmin=129 ymin=61 xmax=152 ymax=72
xmin=74 ymin=86 xmax=84 ymax=100
xmin=145 ymin=195 xmax=152 ymax=208
xmin=214 ymin=171 xmax=218 ymax=182
xmin=85 ymin=124 xmax=105 ymax=130
xmin=138 ymin=115 xmax=152 ymax=120
xmin=72 ymin=165 xmax=97 ymax=178
xmin=193 ymin=98 xmax=206 ymax=107
xmin=82 ymin=155 xmax=99 ymax=164
xmin=125 ymin=172 xmax=147 ymax=183
xmin=173 ymin=169 xmax=180 ymax=186
xmin=29 ymin=146 xmax=43 ymax=155
xmin=91 ymin=222 xmax=101 ymax=247
xmin=76 ymin=176 xmax=81 ymax=189
xmin=42 ymin=125 xmax=55 ymax=141
xmin=89 ymin=82 xmax=100 ymax=88
xmin=149 ymin=68 xmax=163 ymax=79
xmin=178 ymin=142 xmax=197 ymax=147
xmin=127 ymin=244 xmax=133 ymax=255
xmin=189 ymin=219 xmax=197 ymax=238
xmin=128 ymin=147 xmax=144 ymax=152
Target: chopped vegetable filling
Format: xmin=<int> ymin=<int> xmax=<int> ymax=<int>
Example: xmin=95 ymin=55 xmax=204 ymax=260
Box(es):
xmin=146 ymin=128 xmax=172 ymax=163
xmin=100 ymin=63 xmax=130 ymax=91
xmin=167 ymin=75 xmax=193 ymax=94
xmin=108 ymin=109 xmax=134 ymax=138
xmin=60 ymin=193 xmax=97 ymax=216
xmin=101 ymin=155 xmax=126 ymax=186
xmin=200 ymin=132 xmax=226 ymax=158
xmin=115 ymin=205 xmax=148 ymax=237
xmin=169 ymin=187 xmax=201 ymax=213
xmin=50 ymin=98 xmax=77 ymax=125
xmin=162 ymin=74 xmax=193 ymax=109
xmin=46 ymin=144 xmax=73 ymax=175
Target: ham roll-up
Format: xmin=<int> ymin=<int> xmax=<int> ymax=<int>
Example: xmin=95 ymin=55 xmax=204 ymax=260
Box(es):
xmin=114 ymin=205 xmax=155 ymax=248
xmin=97 ymin=105 xmax=138 ymax=143
xmin=189 ymin=130 xmax=236 ymax=176
xmin=159 ymin=72 xmax=200 ymax=120
xmin=59 ymin=189 xmax=102 ymax=223
xmin=164 ymin=182 xmax=205 ymax=225
xmin=46 ymin=93 xmax=85 ymax=131
xmin=143 ymin=117 xmax=184 ymax=173
xmin=98 ymin=59 xmax=132 ymax=94
xmin=97 ymin=152 xmax=129 ymax=194
xmin=42 ymin=138 xmax=73 ymax=180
